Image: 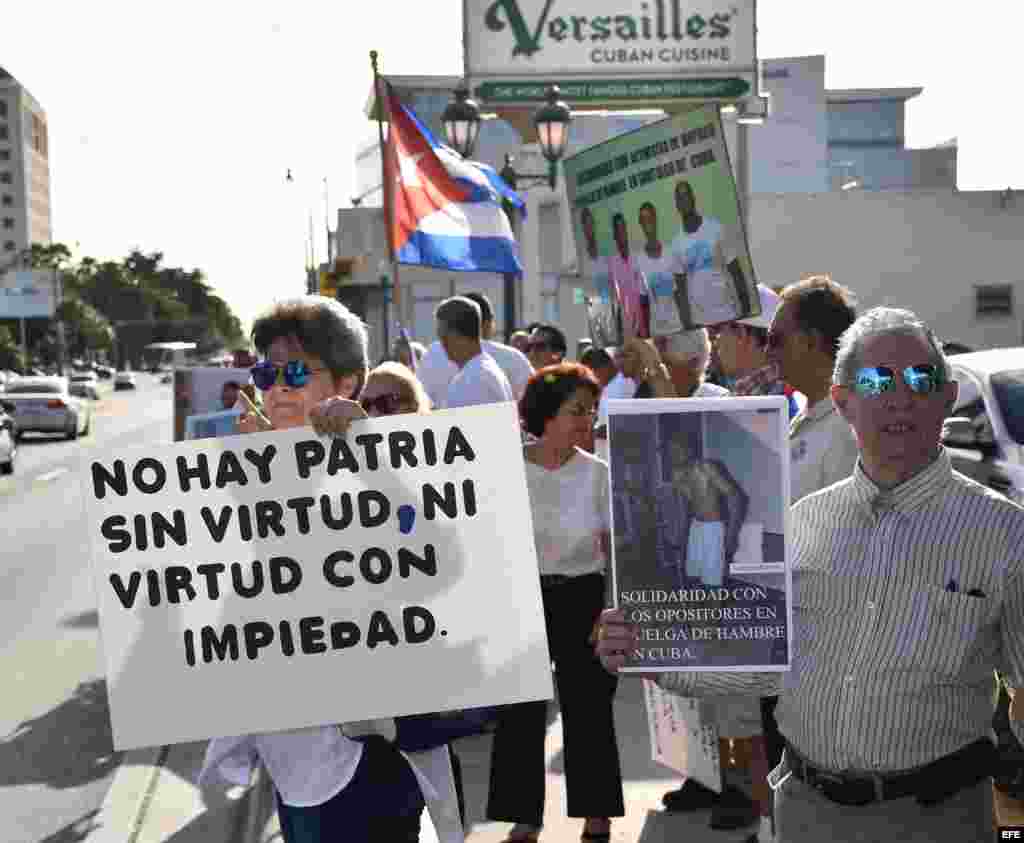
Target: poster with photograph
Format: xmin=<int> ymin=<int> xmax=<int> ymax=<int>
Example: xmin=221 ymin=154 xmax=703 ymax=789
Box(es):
xmin=608 ymin=396 xmax=791 ymax=672
xmin=565 ymin=105 xmax=760 ymax=333
xmin=185 ymin=409 xmax=241 ymax=440
xmin=642 ymin=680 xmax=720 ymax=793
xmin=173 ymin=367 xmax=253 ymax=442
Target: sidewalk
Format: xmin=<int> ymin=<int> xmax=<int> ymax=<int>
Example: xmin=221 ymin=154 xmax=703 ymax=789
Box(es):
xmin=104 ymin=676 xmax=1024 ymax=842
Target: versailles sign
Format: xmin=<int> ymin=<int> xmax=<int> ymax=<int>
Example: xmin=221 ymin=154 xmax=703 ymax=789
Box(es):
xmin=465 ymin=0 xmax=757 ymax=105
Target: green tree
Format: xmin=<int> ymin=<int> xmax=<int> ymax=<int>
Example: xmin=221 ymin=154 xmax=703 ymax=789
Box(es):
xmin=0 ymin=325 xmax=25 ymax=372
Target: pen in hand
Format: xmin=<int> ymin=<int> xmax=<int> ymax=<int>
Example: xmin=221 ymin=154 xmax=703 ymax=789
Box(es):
xmin=237 ymin=388 xmax=274 ymax=431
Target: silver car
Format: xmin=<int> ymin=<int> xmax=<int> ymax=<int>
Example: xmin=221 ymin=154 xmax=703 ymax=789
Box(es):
xmin=942 ymin=347 xmax=1024 ymax=505
xmin=0 ymin=402 xmax=15 ymax=473
xmin=3 ymin=376 xmax=92 ymax=440
xmin=70 ymin=371 xmax=102 ymax=400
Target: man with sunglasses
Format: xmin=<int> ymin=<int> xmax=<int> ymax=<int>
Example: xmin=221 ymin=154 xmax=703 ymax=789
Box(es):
xmin=596 ymin=307 xmax=1024 ymax=842
xmin=526 ymin=323 xmax=567 ymax=371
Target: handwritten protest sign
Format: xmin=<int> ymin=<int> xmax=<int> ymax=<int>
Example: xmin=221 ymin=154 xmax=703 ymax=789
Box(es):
xmin=83 ymin=403 xmax=553 ymax=750
xmin=564 ymin=105 xmax=760 ymax=334
xmin=609 ymin=396 xmax=792 ymax=672
xmin=642 ymin=680 xmax=720 ymax=792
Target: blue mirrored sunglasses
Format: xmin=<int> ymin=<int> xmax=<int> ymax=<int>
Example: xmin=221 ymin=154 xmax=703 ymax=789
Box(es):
xmin=851 ymin=364 xmax=947 ymax=397
xmin=250 ymin=360 xmax=327 ymax=392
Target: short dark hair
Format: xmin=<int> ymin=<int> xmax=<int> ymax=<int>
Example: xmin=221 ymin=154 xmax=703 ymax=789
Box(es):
xmin=251 ymin=295 xmax=369 ymax=396
xmin=223 ymin=380 xmax=242 ymax=390
xmin=463 ymin=292 xmax=494 ymax=325
xmin=530 ymin=323 xmax=567 ymax=354
xmin=581 ymin=346 xmax=615 ymax=370
xmin=519 ymin=362 xmax=600 ymax=438
xmin=638 ymin=201 xmax=656 ymax=216
xmin=779 ymin=275 xmax=857 ymax=361
xmin=436 ymin=296 xmax=481 ymax=341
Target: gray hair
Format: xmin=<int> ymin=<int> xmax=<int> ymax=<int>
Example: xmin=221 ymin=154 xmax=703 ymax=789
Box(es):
xmin=435 ymin=296 xmax=482 ymax=341
xmin=833 ymin=307 xmax=951 ymax=386
xmin=251 ymin=295 xmax=369 ymax=393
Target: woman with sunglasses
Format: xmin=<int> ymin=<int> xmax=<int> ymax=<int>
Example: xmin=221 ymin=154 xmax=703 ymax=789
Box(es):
xmin=203 ymin=296 xmax=460 ymax=843
xmin=486 ymin=362 xmax=624 ymax=843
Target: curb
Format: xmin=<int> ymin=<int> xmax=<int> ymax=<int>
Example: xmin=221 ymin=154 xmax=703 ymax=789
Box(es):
xmin=89 ymin=745 xmax=168 ymax=843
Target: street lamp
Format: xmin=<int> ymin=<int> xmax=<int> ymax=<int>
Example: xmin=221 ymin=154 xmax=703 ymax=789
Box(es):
xmin=736 ymin=94 xmax=770 ymax=126
xmin=442 ymin=86 xmax=482 ymax=159
xmin=497 ymin=87 xmax=573 ymax=191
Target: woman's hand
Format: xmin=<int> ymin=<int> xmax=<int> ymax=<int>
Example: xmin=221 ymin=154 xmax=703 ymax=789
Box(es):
xmin=309 ymin=397 xmax=368 ymax=438
xmin=234 ymin=397 xmax=273 ymax=434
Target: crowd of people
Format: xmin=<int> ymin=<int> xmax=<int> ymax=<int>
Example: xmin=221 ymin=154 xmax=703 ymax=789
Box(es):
xmin=197 ymin=280 xmax=1022 ymax=843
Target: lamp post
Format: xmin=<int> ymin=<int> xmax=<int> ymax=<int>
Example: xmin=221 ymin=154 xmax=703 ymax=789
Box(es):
xmin=442 ymin=84 xmax=573 ymax=339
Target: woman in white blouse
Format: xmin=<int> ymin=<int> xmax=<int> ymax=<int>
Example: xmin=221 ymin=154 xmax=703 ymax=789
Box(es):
xmin=487 ymin=363 xmax=624 ymax=843
xmin=200 ymin=297 xmax=460 ymax=843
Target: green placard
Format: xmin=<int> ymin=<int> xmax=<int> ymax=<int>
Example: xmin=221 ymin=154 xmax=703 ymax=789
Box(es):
xmin=474 ymin=77 xmax=750 ymax=104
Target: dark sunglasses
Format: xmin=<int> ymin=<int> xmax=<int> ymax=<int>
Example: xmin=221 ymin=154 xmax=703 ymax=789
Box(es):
xmin=250 ymin=360 xmax=328 ymax=392
xmin=851 ymin=364 xmax=947 ymax=398
xmin=360 ymin=391 xmax=405 ymax=416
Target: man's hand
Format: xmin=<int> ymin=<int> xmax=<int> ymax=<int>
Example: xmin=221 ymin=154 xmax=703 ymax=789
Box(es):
xmin=234 ymin=396 xmax=273 ymax=434
xmin=594 ymin=608 xmax=641 ymax=675
xmin=309 ymin=397 xmax=368 ymax=438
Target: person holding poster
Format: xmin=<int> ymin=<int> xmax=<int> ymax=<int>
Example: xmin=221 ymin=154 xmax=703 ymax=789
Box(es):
xmin=670 ymin=179 xmax=753 ymax=327
xmin=596 ymin=309 xmax=1024 ymax=842
xmin=487 ymin=363 xmax=624 ymax=843
xmin=202 ymin=295 xmax=460 ymax=843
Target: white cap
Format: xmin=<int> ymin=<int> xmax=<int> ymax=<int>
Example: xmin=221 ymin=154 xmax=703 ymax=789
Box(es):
xmin=737 ymin=285 xmax=779 ymax=330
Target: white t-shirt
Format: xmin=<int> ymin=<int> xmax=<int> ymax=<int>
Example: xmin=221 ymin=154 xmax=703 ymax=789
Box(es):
xmin=483 ymin=340 xmax=533 ymax=400
xmin=789 ymin=396 xmax=860 ymax=503
xmin=445 ymin=352 xmax=514 ymax=409
xmin=417 ymin=341 xmax=459 ymax=410
xmin=634 ymin=244 xmax=683 ymax=336
xmin=669 ymin=216 xmax=742 ymax=325
xmin=525 ymin=447 xmax=610 ymax=578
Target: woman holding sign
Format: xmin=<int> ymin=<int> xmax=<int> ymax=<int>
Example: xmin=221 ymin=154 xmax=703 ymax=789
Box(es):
xmin=201 ymin=295 xmax=461 ymax=843
xmin=486 ymin=363 xmax=624 ymax=843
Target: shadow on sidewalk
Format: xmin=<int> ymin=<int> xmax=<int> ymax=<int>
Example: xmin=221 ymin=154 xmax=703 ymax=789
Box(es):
xmin=0 ymin=679 xmax=120 ymax=791
xmin=38 ymin=809 xmax=102 ymax=843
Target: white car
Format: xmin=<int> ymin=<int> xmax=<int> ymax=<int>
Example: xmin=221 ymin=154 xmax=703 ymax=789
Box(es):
xmin=942 ymin=347 xmax=1024 ymax=505
xmin=114 ymin=371 xmax=137 ymax=390
xmin=2 ymin=376 xmax=92 ymax=440
xmin=69 ymin=371 xmax=102 ymax=400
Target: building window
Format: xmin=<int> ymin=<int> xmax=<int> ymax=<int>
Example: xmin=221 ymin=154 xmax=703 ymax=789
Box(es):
xmin=0 ymin=172 xmax=11 ymax=185
xmin=1 ymin=218 xmax=12 ymax=229
xmin=3 ymin=241 xmax=16 ymax=252
xmin=1 ymin=195 xmax=11 ymax=207
xmin=0 ymin=125 xmax=7 ymax=141
xmin=0 ymin=101 xmax=6 ymax=118
xmin=975 ymin=284 xmax=1014 ymax=317
xmin=0 ymin=149 xmax=9 ymax=161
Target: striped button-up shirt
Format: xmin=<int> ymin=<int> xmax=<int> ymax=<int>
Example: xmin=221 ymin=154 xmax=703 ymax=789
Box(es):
xmin=658 ymin=449 xmax=1024 ymax=772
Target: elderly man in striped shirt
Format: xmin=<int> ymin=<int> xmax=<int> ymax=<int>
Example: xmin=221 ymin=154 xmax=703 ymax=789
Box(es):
xmin=596 ymin=307 xmax=1024 ymax=842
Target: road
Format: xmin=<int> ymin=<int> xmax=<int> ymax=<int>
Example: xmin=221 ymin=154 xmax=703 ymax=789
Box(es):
xmin=0 ymin=374 xmax=172 ymax=843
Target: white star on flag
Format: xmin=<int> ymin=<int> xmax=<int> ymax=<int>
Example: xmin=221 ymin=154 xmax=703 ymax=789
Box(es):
xmin=396 ymin=150 xmax=426 ymax=187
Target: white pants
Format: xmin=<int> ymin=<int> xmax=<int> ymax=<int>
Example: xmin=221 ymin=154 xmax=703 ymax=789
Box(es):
xmin=686 ymin=520 xmax=725 ymax=587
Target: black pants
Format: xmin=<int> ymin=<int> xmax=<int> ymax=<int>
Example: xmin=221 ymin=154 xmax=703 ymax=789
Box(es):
xmin=487 ymin=573 xmax=625 ymax=826
xmin=275 ymin=735 xmax=424 ymax=843
xmin=761 ymin=695 xmax=785 ymax=768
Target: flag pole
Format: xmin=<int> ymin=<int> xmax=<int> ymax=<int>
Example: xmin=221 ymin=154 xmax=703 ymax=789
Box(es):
xmin=371 ymin=49 xmax=397 ymax=355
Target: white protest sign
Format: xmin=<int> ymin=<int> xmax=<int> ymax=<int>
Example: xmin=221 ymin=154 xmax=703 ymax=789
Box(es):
xmin=642 ymin=680 xmax=720 ymax=792
xmin=83 ymin=403 xmax=553 ymax=750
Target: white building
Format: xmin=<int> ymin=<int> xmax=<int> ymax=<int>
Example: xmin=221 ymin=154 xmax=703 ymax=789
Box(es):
xmin=334 ymin=55 xmax=1009 ymax=361
xmin=0 ymin=67 xmax=52 ymax=266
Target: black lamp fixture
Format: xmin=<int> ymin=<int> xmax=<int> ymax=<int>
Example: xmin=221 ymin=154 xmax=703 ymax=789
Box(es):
xmin=499 ymin=85 xmax=573 ymax=191
xmin=442 ymin=86 xmax=482 ymax=159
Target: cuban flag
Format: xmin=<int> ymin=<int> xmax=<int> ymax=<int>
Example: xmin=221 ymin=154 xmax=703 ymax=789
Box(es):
xmin=384 ymin=84 xmax=525 ymax=277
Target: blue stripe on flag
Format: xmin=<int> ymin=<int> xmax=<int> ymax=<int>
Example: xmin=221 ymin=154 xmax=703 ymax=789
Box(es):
xmin=398 ymin=231 xmax=523 ymax=277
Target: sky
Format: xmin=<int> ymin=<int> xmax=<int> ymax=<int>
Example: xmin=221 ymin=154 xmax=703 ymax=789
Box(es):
xmin=4 ymin=1 xmax=1023 ymax=333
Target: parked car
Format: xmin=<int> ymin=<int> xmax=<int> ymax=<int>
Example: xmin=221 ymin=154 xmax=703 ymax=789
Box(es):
xmin=69 ymin=371 xmax=102 ymax=400
xmin=95 ymin=365 xmax=115 ymax=380
xmin=114 ymin=371 xmax=137 ymax=390
xmin=0 ymin=401 xmax=16 ymax=474
xmin=941 ymin=347 xmax=1024 ymax=505
xmin=2 ymin=376 xmax=92 ymax=440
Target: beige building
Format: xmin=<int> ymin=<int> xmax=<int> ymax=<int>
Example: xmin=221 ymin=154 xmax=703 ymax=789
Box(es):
xmin=0 ymin=67 xmax=52 ymax=266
